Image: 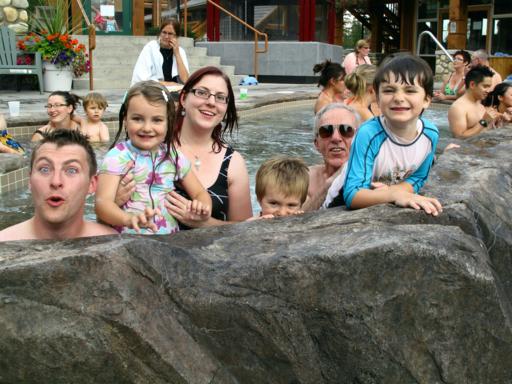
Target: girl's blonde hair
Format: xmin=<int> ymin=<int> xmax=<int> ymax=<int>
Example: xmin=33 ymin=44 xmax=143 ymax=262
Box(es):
xmin=344 ymin=64 xmax=376 ymax=100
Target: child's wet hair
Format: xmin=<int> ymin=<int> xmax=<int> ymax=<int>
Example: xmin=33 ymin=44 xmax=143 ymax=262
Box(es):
xmin=83 ymin=92 xmax=108 ymax=110
xmin=256 ymin=156 xmax=309 ymax=204
xmin=374 ymin=54 xmax=434 ymax=97
xmin=113 ymin=81 xmax=176 ymax=168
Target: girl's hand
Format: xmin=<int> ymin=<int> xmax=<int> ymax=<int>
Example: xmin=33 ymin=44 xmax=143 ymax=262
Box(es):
xmin=165 ymin=191 xmax=210 ymax=227
xmin=189 ymin=198 xmax=211 ymax=220
xmin=392 ymin=190 xmax=443 ymax=216
xmin=115 ymin=161 xmax=135 ymax=207
xmin=128 ymin=207 xmax=161 ymax=233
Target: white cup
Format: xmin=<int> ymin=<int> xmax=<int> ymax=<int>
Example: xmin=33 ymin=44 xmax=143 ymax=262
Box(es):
xmin=8 ymin=101 xmax=20 ymax=117
xmin=240 ymin=88 xmax=248 ymax=100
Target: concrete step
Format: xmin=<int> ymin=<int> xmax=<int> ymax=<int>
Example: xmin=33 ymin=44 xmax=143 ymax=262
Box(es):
xmin=76 ymin=35 xmax=194 ymax=49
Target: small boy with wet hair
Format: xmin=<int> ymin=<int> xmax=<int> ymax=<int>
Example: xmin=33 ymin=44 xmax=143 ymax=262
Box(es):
xmin=77 ymin=92 xmax=110 ymax=142
xmin=253 ymin=156 xmax=309 ymax=219
xmin=324 ymin=54 xmax=442 ymax=216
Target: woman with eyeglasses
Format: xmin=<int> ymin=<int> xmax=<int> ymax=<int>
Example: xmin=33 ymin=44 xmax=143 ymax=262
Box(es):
xmin=302 ymin=103 xmax=360 ymax=211
xmin=313 ymin=60 xmax=346 ymax=113
xmin=32 ymin=91 xmax=81 ymax=142
xmin=342 ymin=39 xmax=372 ymax=75
xmin=116 ymin=66 xmax=252 ymax=227
xmin=131 ymin=18 xmax=189 ymax=87
xmin=433 ymin=50 xmax=470 ymax=101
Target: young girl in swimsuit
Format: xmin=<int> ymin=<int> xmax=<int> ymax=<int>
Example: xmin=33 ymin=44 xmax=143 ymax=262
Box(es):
xmin=95 ymin=81 xmax=211 ymax=234
xmin=434 ymin=50 xmax=471 ymax=101
xmin=343 ymin=64 xmax=380 ymax=122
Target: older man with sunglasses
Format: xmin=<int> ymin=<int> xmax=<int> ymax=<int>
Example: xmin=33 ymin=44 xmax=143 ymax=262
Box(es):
xmin=303 ymin=103 xmax=360 ymax=211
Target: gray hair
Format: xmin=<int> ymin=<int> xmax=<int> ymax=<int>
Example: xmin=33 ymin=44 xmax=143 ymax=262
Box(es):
xmin=314 ymin=102 xmax=361 ymax=135
xmin=473 ymin=49 xmax=489 ymax=61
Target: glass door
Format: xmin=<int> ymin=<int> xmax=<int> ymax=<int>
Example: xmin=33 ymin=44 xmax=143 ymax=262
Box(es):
xmin=466 ymin=8 xmax=491 ymax=51
xmin=85 ymin=0 xmax=132 ymax=35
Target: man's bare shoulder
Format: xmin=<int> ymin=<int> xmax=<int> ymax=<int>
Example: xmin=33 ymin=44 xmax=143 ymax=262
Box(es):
xmin=83 ymin=221 xmax=118 ymax=237
xmin=0 ymin=220 xmax=35 ymax=242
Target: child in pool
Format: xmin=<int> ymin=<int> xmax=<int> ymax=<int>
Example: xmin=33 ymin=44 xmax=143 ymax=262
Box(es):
xmin=251 ymin=156 xmax=309 ymax=219
xmin=0 ymin=113 xmax=24 ymax=154
xmin=323 ymin=54 xmax=442 ymax=216
xmin=76 ymin=92 xmax=110 ymax=142
xmin=95 ymin=81 xmax=211 ymax=234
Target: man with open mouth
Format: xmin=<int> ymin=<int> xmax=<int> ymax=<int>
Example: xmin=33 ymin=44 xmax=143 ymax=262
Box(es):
xmin=0 ymin=129 xmax=117 ymax=241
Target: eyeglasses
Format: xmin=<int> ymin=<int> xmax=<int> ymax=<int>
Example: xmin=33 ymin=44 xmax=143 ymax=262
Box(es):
xmin=317 ymin=124 xmax=355 ymax=139
xmin=190 ymin=88 xmax=229 ymax=104
xmin=45 ymin=103 xmax=68 ymax=109
xmin=362 ymin=46 xmax=370 ymax=49
xmin=161 ymin=31 xmax=177 ymax=37
xmin=453 ymin=57 xmax=465 ymax=62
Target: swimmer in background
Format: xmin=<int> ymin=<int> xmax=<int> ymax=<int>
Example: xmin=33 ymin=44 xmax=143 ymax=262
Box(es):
xmin=313 ymin=60 xmax=346 ymax=113
xmin=433 ymin=50 xmax=471 ymax=101
xmin=250 ymin=156 xmax=309 ymax=219
xmin=449 ymin=65 xmax=500 ymax=138
xmin=483 ymin=82 xmax=512 ymax=127
xmin=343 ymin=64 xmax=380 ymax=122
xmin=74 ymin=92 xmax=110 ymax=142
xmin=0 ymin=113 xmax=24 ymax=154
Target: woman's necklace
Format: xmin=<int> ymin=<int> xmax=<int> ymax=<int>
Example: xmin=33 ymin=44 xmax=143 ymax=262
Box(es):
xmin=194 ymin=155 xmax=201 ymax=171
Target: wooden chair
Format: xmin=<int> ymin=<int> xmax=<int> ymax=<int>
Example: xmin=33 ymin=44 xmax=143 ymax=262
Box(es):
xmin=0 ymin=26 xmax=44 ymax=93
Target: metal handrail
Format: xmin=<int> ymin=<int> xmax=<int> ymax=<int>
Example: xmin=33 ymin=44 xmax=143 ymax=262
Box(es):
xmin=73 ymin=0 xmax=95 ymax=90
xmin=182 ymin=0 xmax=268 ymax=80
xmin=417 ymin=30 xmax=453 ymax=63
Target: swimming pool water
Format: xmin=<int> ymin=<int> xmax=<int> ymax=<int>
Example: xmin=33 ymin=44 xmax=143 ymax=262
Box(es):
xmin=0 ymin=103 xmax=451 ymax=230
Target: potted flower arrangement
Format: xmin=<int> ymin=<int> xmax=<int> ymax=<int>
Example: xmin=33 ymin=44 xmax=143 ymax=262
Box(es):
xmin=17 ymin=0 xmax=90 ymax=91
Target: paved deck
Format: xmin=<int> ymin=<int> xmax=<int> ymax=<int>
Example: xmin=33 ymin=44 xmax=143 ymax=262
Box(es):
xmin=0 ymin=83 xmax=320 ymax=127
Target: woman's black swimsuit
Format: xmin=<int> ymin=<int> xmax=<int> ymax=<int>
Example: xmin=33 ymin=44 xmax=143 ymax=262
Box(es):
xmin=175 ymin=146 xmax=233 ymax=229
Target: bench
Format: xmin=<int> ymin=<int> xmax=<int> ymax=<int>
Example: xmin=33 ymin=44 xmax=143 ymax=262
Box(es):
xmin=0 ymin=26 xmax=44 ymax=93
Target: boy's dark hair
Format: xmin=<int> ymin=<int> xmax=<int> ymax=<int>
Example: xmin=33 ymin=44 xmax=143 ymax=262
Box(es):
xmin=48 ymin=91 xmax=81 ymax=116
xmin=175 ymin=66 xmax=238 ymax=153
xmin=313 ymin=59 xmax=345 ymax=88
xmin=453 ymin=50 xmax=471 ymax=64
xmin=83 ymin=92 xmax=108 ymax=110
xmin=256 ymin=157 xmax=309 ymax=204
xmin=464 ymin=65 xmax=494 ymax=89
xmin=374 ymin=54 xmax=434 ymax=97
xmin=31 ymin=129 xmax=97 ymax=177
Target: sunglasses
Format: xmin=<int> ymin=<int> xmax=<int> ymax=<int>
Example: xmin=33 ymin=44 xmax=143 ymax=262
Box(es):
xmin=317 ymin=124 xmax=355 ymax=139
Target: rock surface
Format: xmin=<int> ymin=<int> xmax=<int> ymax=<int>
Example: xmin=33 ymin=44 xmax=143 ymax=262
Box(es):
xmin=1 ymin=128 xmax=512 ymax=383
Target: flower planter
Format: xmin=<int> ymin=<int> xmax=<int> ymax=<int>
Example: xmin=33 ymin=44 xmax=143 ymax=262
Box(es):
xmin=43 ymin=62 xmax=73 ymax=92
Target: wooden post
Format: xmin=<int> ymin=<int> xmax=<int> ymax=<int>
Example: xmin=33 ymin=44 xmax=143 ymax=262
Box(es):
xmin=133 ymin=0 xmax=145 ymax=35
xmin=447 ymin=0 xmax=467 ymax=49
xmin=399 ymin=0 xmax=414 ymax=52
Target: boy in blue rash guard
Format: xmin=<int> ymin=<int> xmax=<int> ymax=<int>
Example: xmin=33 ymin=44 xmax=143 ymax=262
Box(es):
xmin=323 ymin=54 xmax=442 ymax=216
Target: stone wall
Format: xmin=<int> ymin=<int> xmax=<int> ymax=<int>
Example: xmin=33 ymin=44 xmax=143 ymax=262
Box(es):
xmin=1 ymin=127 xmax=512 ymax=383
xmin=0 ymin=0 xmax=29 ymax=33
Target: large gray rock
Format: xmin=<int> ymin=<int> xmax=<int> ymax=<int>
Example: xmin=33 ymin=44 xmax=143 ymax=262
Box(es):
xmin=1 ymin=128 xmax=512 ymax=383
